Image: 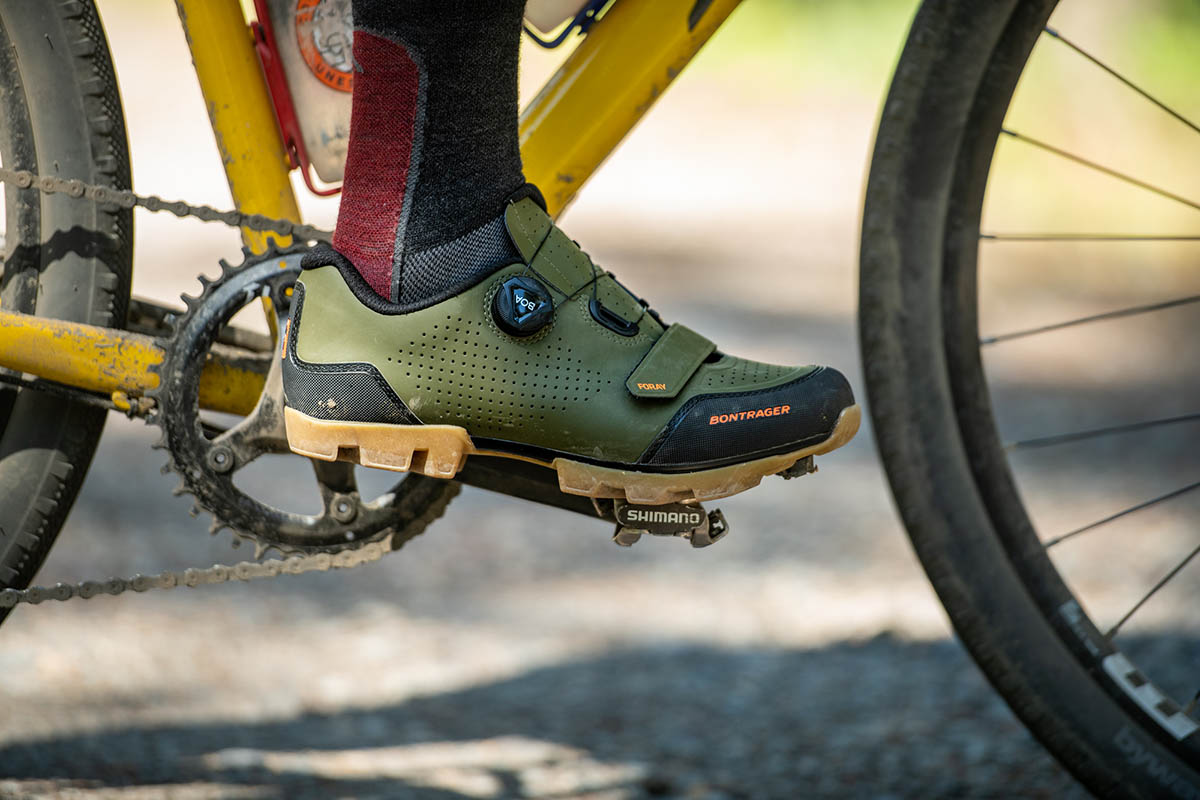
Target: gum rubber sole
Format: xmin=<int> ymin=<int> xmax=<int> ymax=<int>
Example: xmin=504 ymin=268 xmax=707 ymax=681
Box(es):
xmin=284 ymin=404 xmax=861 ymax=505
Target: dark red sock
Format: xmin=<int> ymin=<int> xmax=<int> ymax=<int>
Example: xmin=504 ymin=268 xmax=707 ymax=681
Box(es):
xmin=332 ymin=0 xmax=527 ymax=308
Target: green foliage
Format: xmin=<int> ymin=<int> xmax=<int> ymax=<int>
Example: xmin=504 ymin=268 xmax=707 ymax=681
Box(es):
xmin=1120 ymin=0 xmax=1200 ymax=112
xmin=690 ymin=0 xmax=921 ymax=97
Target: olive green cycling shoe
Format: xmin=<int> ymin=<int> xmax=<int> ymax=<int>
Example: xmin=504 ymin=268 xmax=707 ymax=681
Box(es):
xmin=282 ymin=188 xmax=859 ymax=505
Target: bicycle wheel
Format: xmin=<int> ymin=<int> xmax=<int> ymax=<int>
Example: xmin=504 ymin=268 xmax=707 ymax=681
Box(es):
xmin=861 ymin=0 xmax=1199 ymax=796
xmin=0 ymin=1 xmax=133 ymax=624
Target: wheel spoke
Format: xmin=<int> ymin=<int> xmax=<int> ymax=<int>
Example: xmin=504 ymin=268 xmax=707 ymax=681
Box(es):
xmin=1043 ymin=27 xmax=1200 ymax=138
xmin=1105 ymin=541 xmax=1200 ymax=639
xmin=1044 ymin=480 xmax=1200 ymax=549
xmin=1000 ymin=128 xmax=1200 ymax=213
xmin=1005 ymin=412 xmax=1200 ymax=452
xmin=981 ymin=294 xmax=1200 ymax=345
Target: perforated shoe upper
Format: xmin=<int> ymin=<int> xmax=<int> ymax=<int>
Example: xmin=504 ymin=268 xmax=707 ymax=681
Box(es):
xmin=283 ymin=194 xmax=854 ymax=470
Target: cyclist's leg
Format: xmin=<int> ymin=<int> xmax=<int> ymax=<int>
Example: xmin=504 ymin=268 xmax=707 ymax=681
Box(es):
xmin=332 ymin=0 xmax=526 ymax=306
xmin=285 ymin=0 xmax=859 ymax=496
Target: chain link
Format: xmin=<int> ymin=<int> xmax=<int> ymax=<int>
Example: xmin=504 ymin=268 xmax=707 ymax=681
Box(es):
xmin=0 ymin=166 xmax=333 ymax=243
xmin=0 ymin=536 xmax=394 ymax=608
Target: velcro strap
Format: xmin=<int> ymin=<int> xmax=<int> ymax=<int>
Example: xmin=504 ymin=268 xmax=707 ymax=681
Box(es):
xmin=504 ymin=197 xmax=552 ymax=263
xmin=626 ymin=324 xmax=715 ymax=399
xmin=528 ymin=226 xmax=597 ymax=298
xmin=505 ymin=198 xmax=599 ymax=299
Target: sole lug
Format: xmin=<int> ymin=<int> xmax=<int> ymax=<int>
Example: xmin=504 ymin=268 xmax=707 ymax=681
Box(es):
xmin=284 ymin=404 xmax=861 ymax=505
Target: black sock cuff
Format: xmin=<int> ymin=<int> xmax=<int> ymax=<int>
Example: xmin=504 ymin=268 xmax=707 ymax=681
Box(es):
xmin=351 ymin=0 xmax=527 ymax=253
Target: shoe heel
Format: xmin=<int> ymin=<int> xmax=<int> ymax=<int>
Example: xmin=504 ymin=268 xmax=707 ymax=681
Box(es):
xmin=284 ymin=407 xmax=474 ymax=479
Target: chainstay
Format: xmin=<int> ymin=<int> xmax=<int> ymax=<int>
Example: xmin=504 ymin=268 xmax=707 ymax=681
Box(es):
xmin=0 ymin=535 xmax=395 ymax=608
xmin=0 ymin=166 xmax=333 ymax=243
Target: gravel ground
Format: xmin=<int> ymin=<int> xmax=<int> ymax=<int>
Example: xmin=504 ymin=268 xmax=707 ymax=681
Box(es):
xmin=0 ymin=238 xmax=1106 ymax=798
xmin=0 ymin=288 xmax=1098 ymax=800
xmin=2 ymin=2 xmax=1197 ymax=798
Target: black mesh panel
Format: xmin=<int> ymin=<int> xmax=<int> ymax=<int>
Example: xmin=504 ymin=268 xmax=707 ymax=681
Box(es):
xmin=398 ymin=213 xmax=519 ymax=306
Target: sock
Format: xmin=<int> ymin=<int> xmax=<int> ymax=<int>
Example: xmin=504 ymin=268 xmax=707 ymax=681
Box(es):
xmin=334 ymin=0 xmax=527 ymax=307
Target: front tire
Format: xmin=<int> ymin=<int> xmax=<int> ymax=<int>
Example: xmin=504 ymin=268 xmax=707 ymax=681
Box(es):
xmin=860 ymin=1 xmax=1200 ymax=796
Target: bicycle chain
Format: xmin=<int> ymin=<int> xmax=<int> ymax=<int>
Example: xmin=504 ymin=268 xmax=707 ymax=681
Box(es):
xmin=0 ymin=166 xmax=333 ymax=243
xmin=0 ymin=536 xmax=394 ymax=609
xmin=0 ymin=169 xmax=413 ymax=609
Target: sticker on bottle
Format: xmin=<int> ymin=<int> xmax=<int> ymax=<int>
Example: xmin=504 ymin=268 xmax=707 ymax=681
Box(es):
xmin=295 ymin=0 xmax=354 ymax=93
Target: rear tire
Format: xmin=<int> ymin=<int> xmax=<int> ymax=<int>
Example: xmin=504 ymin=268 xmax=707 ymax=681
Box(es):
xmin=0 ymin=0 xmax=133 ymax=625
xmin=861 ymin=1 xmax=1200 ymax=796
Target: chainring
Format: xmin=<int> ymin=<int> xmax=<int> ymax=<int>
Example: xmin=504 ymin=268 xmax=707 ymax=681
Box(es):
xmin=148 ymin=244 xmax=459 ymax=556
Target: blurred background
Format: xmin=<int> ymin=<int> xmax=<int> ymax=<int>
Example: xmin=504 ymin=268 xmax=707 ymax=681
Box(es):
xmin=1 ymin=0 xmax=1197 ymax=797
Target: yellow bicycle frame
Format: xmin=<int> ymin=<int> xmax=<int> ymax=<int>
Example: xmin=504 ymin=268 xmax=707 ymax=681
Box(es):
xmin=0 ymin=0 xmax=742 ymax=414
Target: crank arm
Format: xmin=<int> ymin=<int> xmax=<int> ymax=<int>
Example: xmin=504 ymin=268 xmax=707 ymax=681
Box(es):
xmin=0 ymin=308 xmax=268 ymax=416
xmin=454 ymin=455 xmax=601 ymax=519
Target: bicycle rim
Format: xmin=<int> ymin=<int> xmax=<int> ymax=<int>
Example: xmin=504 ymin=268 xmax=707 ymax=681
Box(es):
xmin=861 ymin=0 xmax=1200 ymax=794
xmin=944 ymin=0 xmax=1200 ymax=775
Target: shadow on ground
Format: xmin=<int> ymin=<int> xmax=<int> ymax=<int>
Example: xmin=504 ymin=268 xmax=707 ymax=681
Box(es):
xmin=0 ymin=632 xmax=1144 ymax=799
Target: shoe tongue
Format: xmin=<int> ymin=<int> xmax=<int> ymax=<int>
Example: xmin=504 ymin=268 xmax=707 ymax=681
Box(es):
xmin=503 ymin=185 xmax=657 ymax=333
xmin=504 ymin=195 xmax=554 ymax=264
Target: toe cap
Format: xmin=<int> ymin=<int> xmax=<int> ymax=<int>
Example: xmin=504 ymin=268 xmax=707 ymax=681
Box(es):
xmin=637 ymin=366 xmax=856 ymax=469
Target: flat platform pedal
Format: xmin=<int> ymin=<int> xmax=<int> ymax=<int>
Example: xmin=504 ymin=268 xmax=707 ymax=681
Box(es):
xmin=777 ymin=454 xmax=817 ymax=480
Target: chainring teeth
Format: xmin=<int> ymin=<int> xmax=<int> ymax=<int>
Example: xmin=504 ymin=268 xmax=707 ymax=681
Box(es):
xmin=148 ymin=242 xmax=405 ymax=556
xmin=0 ymin=168 xmax=457 ymax=605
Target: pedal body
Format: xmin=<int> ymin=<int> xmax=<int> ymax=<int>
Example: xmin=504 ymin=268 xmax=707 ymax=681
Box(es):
xmin=609 ymin=501 xmax=729 ymax=548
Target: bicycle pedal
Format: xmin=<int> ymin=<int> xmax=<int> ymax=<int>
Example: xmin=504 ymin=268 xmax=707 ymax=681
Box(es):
xmin=777 ymin=455 xmax=818 ymax=480
xmin=610 ymin=501 xmax=729 ymax=549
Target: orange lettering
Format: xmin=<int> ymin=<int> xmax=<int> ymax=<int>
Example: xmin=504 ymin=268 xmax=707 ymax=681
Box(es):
xmin=707 ymin=405 xmax=793 ymax=425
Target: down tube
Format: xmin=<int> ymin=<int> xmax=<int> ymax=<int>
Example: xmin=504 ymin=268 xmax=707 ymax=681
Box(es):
xmin=520 ymin=0 xmax=743 ymax=218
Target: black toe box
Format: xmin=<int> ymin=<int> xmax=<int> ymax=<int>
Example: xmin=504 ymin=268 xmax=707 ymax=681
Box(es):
xmin=637 ymin=367 xmax=855 ymax=470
